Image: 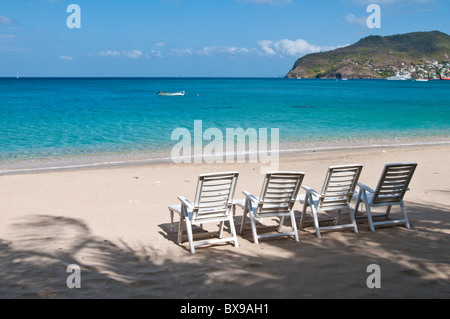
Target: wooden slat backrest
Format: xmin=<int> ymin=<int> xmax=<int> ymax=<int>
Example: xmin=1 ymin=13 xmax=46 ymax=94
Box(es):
xmin=319 ymin=165 xmax=363 ymax=209
xmin=258 ymin=172 xmax=305 ymax=215
xmin=193 ymin=172 xmax=239 ymax=221
xmin=372 ymin=163 xmax=417 ymax=204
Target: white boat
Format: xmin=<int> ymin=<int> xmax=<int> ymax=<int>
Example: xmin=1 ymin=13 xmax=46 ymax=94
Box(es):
xmin=387 ymin=73 xmax=412 ymax=81
xmin=415 ymin=78 xmax=428 ymax=82
xmin=158 ymin=91 xmax=185 ymax=96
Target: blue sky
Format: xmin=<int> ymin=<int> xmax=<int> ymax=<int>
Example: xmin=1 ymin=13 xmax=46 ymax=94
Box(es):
xmin=0 ymin=0 xmax=449 ymax=77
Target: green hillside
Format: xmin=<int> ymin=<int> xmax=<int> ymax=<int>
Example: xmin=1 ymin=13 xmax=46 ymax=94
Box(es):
xmin=286 ymin=31 xmax=450 ymax=79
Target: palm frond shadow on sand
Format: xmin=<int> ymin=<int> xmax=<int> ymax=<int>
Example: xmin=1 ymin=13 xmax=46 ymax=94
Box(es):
xmin=1 ymin=200 xmax=449 ymax=298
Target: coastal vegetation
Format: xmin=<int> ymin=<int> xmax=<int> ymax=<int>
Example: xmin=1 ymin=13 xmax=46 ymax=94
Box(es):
xmin=286 ymin=31 xmax=450 ymax=79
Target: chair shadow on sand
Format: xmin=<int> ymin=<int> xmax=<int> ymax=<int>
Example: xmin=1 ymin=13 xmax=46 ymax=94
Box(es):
xmin=158 ymin=199 xmax=450 ymax=298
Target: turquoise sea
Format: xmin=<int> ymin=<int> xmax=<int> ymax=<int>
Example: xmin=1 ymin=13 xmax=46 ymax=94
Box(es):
xmin=1 ymin=77 xmax=449 ymax=172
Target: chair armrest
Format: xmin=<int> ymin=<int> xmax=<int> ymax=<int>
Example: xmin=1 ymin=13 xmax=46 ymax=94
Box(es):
xmin=357 ymin=182 xmax=375 ymax=193
xmin=301 ymin=185 xmax=320 ymax=197
xmin=242 ymin=190 xmax=259 ymax=205
xmin=177 ymin=196 xmax=194 ymax=211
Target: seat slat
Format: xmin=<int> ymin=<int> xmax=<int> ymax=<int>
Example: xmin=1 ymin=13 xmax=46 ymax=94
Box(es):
xmin=201 ymin=174 xmax=236 ymax=181
xmin=199 ymin=196 xmax=228 ymax=203
xmin=267 ymin=185 xmax=295 ymax=190
xmin=202 ymin=184 xmax=232 ymax=191
xmin=383 ymin=176 xmax=407 ymax=182
xmin=202 ymin=182 xmax=232 ymax=188
xmin=265 ymin=193 xmax=294 ymax=198
xmin=262 ymin=199 xmax=291 ymax=205
xmin=269 ymin=179 xmax=301 ymax=184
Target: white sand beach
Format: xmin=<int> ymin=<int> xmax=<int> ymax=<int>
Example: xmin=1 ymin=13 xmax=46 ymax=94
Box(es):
xmin=0 ymin=144 xmax=449 ymax=298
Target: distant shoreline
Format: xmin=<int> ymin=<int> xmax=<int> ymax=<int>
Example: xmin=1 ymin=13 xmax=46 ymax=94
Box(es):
xmin=4 ymin=77 xmax=450 ymax=83
xmin=1 ymin=139 xmax=448 ymax=176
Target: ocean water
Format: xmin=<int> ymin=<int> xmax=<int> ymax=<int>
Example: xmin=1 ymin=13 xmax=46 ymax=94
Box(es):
xmin=1 ymin=77 xmax=449 ymax=172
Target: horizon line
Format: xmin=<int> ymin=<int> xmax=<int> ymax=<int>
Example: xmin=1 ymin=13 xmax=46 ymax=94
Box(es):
xmin=1 ymin=76 xmax=289 ymax=79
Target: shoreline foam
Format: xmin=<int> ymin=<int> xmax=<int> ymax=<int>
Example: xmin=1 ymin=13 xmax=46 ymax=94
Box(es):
xmin=1 ymin=138 xmax=449 ymax=175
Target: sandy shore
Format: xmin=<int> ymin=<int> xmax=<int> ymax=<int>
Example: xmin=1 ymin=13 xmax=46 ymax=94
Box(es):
xmin=0 ymin=144 xmax=449 ymax=299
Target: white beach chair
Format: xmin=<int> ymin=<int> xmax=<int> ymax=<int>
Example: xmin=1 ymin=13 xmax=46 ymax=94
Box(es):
xmin=298 ymin=164 xmax=363 ymax=238
xmin=354 ymin=163 xmax=417 ymax=232
xmin=236 ymin=171 xmax=305 ymax=244
xmin=168 ymin=172 xmax=239 ymax=254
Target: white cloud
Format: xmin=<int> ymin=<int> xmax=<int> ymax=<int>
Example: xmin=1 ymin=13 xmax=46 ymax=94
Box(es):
xmin=89 ymin=39 xmax=342 ymax=61
xmin=276 ymin=39 xmax=321 ymax=56
xmin=344 ymin=13 xmax=367 ymax=26
xmin=0 ymin=15 xmax=12 ymax=25
xmin=97 ymin=50 xmax=122 ymax=57
xmin=257 ymin=40 xmax=276 ymax=55
xmin=122 ymin=50 xmax=143 ymax=59
xmin=148 ymin=49 xmax=163 ymax=58
xmin=0 ymin=34 xmax=14 ymax=39
xmin=197 ymin=46 xmax=215 ymax=56
xmin=94 ymin=50 xmax=143 ymax=58
xmin=226 ymin=46 xmax=250 ymax=54
xmin=59 ymin=55 xmax=74 ymax=61
xmin=170 ymin=47 xmax=194 ymax=56
xmin=197 ymin=46 xmax=250 ymax=56
xmin=155 ymin=42 xmax=165 ymax=47
xmin=258 ymin=38 xmax=330 ymax=57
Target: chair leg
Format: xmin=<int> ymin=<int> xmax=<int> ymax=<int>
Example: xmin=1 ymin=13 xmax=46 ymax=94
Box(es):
xmin=360 ymin=191 xmax=375 ymax=232
xmin=170 ymin=209 xmax=174 ymax=232
xmin=311 ymin=205 xmax=322 ymax=238
xmin=400 ymin=201 xmax=410 ymax=229
xmin=228 ymin=215 xmax=239 ymax=247
xmin=278 ymin=216 xmax=285 ymax=232
xmin=335 ymin=209 xmax=341 ymax=225
xmin=184 ymin=217 xmax=195 ymax=254
xmin=290 ymin=210 xmax=299 ymax=242
xmin=348 ymin=205 xmax=358 ymax=234
xmin=240 ymin=203 xmax=249 ymax=235
xmin=385 ymin=205 xmax=392 ymax=219
xmin=218 ymin=221 xmax=224 ymax=238
xmin=366 ymin=204 xmax=376 ymax=232
xmin=250 ymin=213 xmax=259 ymax=244
xmin=177 ymin=213 xmax=184 ymax=244
xmin=354 ymin=191 xmax=362 ymax=216
xmin=299 ymin=196 xmax=310 ymax=231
